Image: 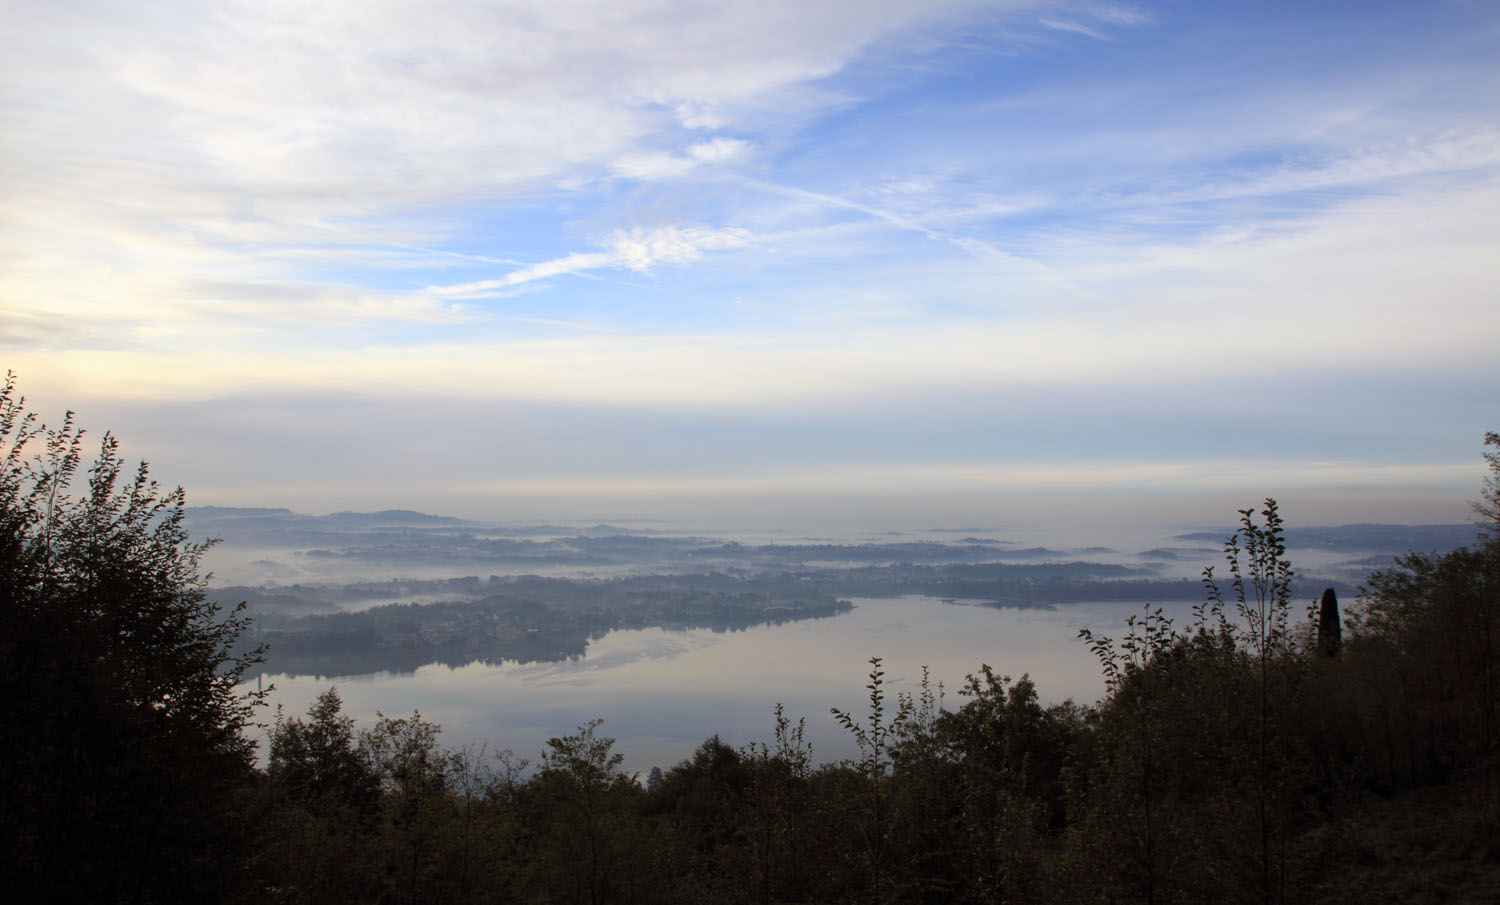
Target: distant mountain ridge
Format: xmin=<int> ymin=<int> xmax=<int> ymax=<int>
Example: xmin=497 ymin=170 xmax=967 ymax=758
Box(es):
xmin=1176 ymin=523 xmax=1479 ymax=553
xmin=189 ymin=506 xmax=462 ymax=523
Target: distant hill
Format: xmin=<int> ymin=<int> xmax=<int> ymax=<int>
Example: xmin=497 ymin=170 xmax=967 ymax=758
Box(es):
xmin=1176 ymin=523 xmax=1478 ymax=554
xmin=324 ymin=509 xmax=465 ymax=525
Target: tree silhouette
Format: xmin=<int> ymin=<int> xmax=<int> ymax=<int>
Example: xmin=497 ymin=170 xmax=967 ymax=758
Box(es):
xmin=0 ymin=373 xmax=265 ymax=903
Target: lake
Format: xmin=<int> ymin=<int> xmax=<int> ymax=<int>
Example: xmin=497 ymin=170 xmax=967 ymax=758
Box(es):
xmin=247 ymin=595 xmax=1203 ymax=775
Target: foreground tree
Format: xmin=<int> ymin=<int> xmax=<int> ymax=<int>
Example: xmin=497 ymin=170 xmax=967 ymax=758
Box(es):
xmin=531 ymin=719 xmax=643 ymax=905
xmin=1347 ymin=437 xmax=1500 ymax=795
xmin=0 ymin=374 xmax=265 ymax=904
xmin=264 ymin=689 xmax=383 ymax=904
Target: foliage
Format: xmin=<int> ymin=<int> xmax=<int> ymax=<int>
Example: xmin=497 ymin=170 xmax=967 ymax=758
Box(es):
xmin=933 ymin=667 xmax=1081 ymax=904
xmin=533 ymin=719 xmax=642 ymax=905
xmin=1208 ymin=500 xmax=1301 ymax=905
xmin=740 ymin=704 xmax=816 ymax=903
xmin=269 ymin=687 xmax=380 ymax=818
xmin=263 ymin=690 xmax=383 ymax=904
xmin=0 ymin=373 xmax=265 ymax=903
xmin=831 ymin=657 xmax=912 ymax=905
xmin=1478 ymin=430 xmax=1500 ymax=538
xmin=1351 ymin=546 xmax=1499 ymax=788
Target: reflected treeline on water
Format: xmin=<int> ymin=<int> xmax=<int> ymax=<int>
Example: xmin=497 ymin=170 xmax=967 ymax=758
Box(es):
xmin=197 ymin=507 xmax=1473 ymax=678
xmin=233 ymin=581 xmax=853 ymax=678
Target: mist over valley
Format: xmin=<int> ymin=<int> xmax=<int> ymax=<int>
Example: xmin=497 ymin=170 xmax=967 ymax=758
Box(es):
xmin=197 ymin=505 xmax=1478 ymax=772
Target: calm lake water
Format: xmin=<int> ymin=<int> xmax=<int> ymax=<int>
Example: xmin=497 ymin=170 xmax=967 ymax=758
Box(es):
xmin=248 ymin=595 xmax=1203 ymax=775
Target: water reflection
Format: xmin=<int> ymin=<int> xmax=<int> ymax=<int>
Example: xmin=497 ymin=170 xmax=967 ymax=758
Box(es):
xmin=249 ymin=596 xmax=1200 ymax=775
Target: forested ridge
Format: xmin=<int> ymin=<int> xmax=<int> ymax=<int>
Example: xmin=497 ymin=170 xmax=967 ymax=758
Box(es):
xmin=4 ymin=376 xmax=1498 ymax=904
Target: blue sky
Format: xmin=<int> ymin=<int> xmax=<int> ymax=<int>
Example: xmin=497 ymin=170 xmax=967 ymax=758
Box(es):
xmin=4 ymin=0 xmax=1497 ymax=533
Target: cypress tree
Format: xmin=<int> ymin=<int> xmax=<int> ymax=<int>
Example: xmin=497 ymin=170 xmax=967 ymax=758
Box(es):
xmin=1317 ymin=587 xmax=1342 ymax=658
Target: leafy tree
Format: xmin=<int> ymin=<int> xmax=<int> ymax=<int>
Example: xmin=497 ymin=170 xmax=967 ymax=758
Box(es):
xmin=832 ymin=657 xmax=908 ymax=905
xmin=1204 ymin=500 xmax=1299 ymax=905
xmin=1072 ymin=502 xmax=1309 ymax=904
xmin=741 ymin=704 xmax=815 ymax=905
xmin=934 ymin=668 xmax=1079 ymax=904
xmin=269 ymin=687 xmax=380 ymax=817
xmin=1353 ymin=546 xmax=1498 ymax=785
xmin=1337 ymin=435 xmax=1500 ymax=805
xmin=263 ymin=688 xmax=383 ymax=905
xmin=0 ymin=373 xmax=265 ymax=903
xmin=1477 ymin=430 xmax=1500 ymax=537
xmin=361 ymin=710 xmax=452 ymax=904
xmin=444 ymin=743 xmax=497 ymax=905
xmin=465 ymin=747 xmax=535 ymax=905
xmin=885 ymin=668 xmax=963 ymax=905
xmin=1077 ymin=605 xmax=1182 ymax=904
xmin=532 ymin=719 xmax=641 ymax=905
xmin=651 ymin=735 xmax=755 ymax=901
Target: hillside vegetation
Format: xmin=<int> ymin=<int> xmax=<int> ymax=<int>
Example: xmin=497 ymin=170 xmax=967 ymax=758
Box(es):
xmin=3 ymin=375 xmax=1497 ymax=904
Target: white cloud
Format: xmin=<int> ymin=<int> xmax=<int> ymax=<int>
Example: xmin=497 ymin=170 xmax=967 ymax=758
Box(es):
xmin=4 ymin=0 xmax=1033 ymax=207
xmin=2 ymin=0 xmax=1065 ymax=337
xmin=674 ymin=102 xmax=729 ymax=129
xmin=613 ymin=137 xmax=752 ymax=179
xmin=612 ymin=153 xmax=699 ymax=181
xmin=421 ymin=224 xmax=753 ymax=299
xmin=611 ymin=225 xmax=752 ymax=270
xmin=687 ymin=138 xmax=752 ymax=164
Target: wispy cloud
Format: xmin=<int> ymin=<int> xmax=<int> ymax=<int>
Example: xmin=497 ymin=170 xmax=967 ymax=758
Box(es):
xmin=4 ymin=0 xmax=1498 ymax=521
xmin=424 ymin=225 xmax=753 ymax=299
xmin=2 ymin=0 xmax=1090 ymax=335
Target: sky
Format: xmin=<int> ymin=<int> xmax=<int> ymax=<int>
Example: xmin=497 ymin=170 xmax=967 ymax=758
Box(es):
xmin=4 ymin=0 xmax=1498 ymax=536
